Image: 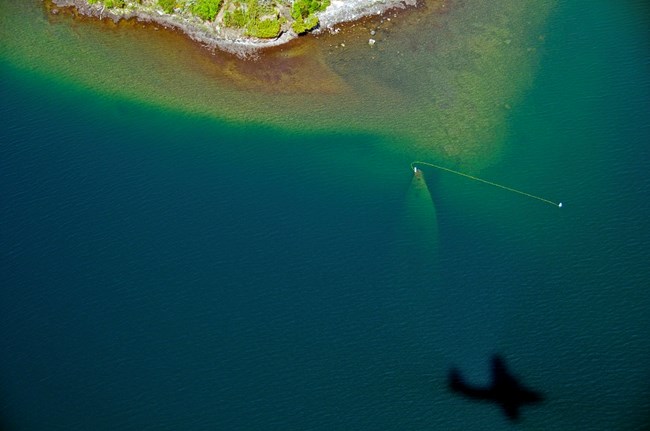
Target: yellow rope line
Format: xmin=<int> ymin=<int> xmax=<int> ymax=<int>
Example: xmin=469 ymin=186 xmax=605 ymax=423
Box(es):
xmin=411 ymin=161 xmax=562 ymax=208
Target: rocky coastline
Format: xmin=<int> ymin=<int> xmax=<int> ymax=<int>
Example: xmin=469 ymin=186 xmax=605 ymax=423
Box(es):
xmin=48 ymin=0 xmax=417 ymax=56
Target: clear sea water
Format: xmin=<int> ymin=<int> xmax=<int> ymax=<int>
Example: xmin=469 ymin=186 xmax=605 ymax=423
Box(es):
xmin=1 ymin=1 xmax=649 ymax=430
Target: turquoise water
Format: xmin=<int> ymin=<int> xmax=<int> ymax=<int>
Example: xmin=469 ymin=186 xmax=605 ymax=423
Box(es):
xmin=1 ymin=1 xmax=649 ymax=430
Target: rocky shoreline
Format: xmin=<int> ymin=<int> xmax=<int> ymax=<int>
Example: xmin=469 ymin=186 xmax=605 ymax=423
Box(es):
xmin=48 ymin=0 xmax=417 ymax=56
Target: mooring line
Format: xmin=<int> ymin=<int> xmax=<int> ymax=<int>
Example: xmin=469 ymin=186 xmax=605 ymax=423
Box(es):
xmin=411 ymin=161 xmax=562 ymax=208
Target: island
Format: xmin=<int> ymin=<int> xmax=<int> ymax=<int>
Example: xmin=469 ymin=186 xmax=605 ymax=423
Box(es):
xmin=49 ymin=0 xmax=417 ymax=55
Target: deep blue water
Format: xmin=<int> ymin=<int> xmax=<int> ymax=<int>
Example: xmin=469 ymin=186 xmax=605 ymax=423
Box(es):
xmin=1 ymin=1 xmax=650 ymax=430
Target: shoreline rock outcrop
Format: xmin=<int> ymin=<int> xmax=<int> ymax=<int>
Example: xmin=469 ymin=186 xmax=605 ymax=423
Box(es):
xmin=48 ymin=0 xmax=417 ymax=56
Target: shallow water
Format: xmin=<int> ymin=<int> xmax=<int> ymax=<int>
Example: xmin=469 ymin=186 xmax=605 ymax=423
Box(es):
xmin=1 ymin=0 xmax=555 ymax=164
xmin=1 ymin=0 xmax=649 ymax=429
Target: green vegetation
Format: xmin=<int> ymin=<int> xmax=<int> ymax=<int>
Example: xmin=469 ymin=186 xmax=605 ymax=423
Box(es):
xmin=223 ymin=0 xmax=281 ymax=38
xmin=290 ymin=0 xmax=329 ymax=19
xmin=223 ymin=7 xmax=247 ymax=27
xmin=247 ymin=18 xmax=281 ymax=38
xmin=158 ymin=0 xmax=176 ymax=13
xmin=290 ymin=0 xmax=329 ymax=33
xmin=291 ymin=14 xmax=318 ymax=34
xmin=192 ymin=0 xmax=222 ymax=21
xmin=87 ymin=0 xmax=126 ymax=7
xmin=81 ymin=0 xmax=329 ymax=38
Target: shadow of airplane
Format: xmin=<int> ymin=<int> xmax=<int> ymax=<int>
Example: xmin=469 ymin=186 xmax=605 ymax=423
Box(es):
xmin=448 ymin=355 xmax=544 ymax=421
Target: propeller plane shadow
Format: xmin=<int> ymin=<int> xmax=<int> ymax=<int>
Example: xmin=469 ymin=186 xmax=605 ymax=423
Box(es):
xmin=448 ymin=355 xmax=544 ymax=421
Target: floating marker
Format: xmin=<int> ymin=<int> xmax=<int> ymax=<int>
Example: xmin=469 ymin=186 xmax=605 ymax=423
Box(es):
xmin=410 ymin=161 xmax=562 ymax=208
